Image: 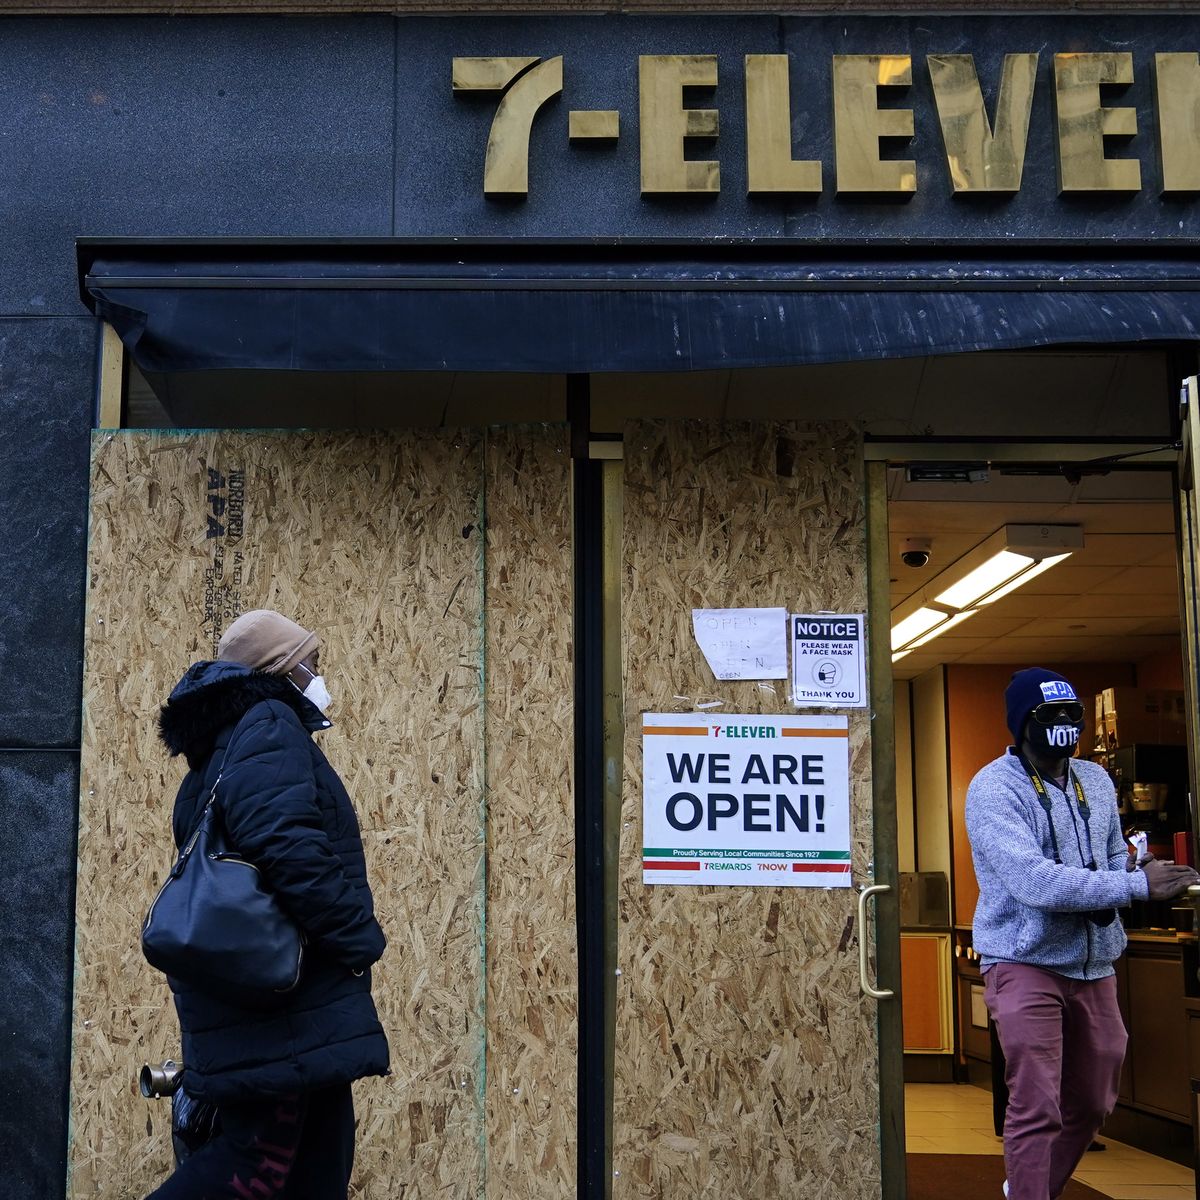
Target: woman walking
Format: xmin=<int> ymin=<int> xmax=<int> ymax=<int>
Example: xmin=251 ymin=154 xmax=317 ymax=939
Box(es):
xmin=147 ymin=609 xmax=389 ymax=1199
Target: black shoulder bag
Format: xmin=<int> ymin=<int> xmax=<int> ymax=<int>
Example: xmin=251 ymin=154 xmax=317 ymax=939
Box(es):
xmin=142 ymin=730 xmax=306 ymax=1001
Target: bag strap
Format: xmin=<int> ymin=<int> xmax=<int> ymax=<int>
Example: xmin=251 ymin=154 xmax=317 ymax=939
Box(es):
xmin=170 ymin=782 xmax=219 ymax=877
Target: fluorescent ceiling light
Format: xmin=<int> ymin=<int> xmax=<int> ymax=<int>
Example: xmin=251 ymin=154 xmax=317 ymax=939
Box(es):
xmin=890 ymin=525 xmax=1081 ymax=655
xmin=934 ymin=550 xmax=1035 ymax=609
xmin=975 ymin=553 xmax=1072 ymax=606
xmin=891 ymin=649 xmax=912 ymax=663
xmin=907 ymin=609 xmax=978 ymax=648
xmin=891 ymin=606 xmax=947 ymax=651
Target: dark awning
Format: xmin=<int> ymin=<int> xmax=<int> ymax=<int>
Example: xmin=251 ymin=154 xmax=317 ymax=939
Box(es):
xmin=78 ymin=239 xmax=1200 ymax=373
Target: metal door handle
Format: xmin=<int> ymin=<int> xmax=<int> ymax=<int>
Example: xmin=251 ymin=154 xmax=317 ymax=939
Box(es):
xmin=858 ymin=883 xmax=894 ymax=1000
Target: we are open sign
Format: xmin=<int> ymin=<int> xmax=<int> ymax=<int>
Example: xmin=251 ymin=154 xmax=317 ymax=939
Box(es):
xmin=641 ymin=713 xmax=852 ymax=887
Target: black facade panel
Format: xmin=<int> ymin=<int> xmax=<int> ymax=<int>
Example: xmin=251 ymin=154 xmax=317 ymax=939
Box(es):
xmin=0 ymin=317 xmax=94 ymax=748
xmin=0 ymin=751 xmax=81 ymax=1198
xmin=0 ymin=16 xmax=396 ymax=316
xmin=396 ymin=15 xmax=787 ymax=242
xmin=0 ymin=13 xmax=1193 ymax=322
xmin=771 ymin=15 xmax=1200 ymax=242
xmin=395 ymin=14 xmax=1200 ymax=244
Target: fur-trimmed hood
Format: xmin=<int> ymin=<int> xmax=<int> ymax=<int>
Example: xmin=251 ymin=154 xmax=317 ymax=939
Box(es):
xmin=159 ymin=660 xmax=330 ymax=767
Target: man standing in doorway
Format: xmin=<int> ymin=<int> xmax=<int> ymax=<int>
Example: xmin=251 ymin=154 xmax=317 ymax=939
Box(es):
xmin=966 ymin=667 xmax=1200 ymax=1200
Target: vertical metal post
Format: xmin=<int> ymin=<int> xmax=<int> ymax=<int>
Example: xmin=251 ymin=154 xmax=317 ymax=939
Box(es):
xmin=570 ymin=374 xmax=608 ymax=1200
xmin=865 ymin=459 xmax=907 ymax=1200
xmin=1173 ymin=363 xmax=1200 ymax=870
xmin=600 ymin=456 xmax=623 ymax=1200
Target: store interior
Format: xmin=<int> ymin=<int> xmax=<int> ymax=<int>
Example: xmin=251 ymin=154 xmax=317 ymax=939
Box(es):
xmin=889 ymin=460 xmax=1199 ymax=1181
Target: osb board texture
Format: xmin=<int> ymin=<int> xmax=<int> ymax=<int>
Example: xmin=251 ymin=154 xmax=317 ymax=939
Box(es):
xmin=614 ymin=421 xmax=880 ymax=1200
xmin=71 ymin=430 xmax=493 ymax=1199
xmin=483 ymin=426 xmax=577 ymax=1197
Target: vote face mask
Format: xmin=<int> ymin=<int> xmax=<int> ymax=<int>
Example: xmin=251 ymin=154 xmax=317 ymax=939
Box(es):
xmin=1029 ymin=697 xmax=1085 ymax=755
xmin=1033 ymin=721 xmax=1084 ymax=754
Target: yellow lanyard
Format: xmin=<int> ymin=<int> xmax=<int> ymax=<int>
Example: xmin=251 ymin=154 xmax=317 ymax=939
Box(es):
xmin=1020 ymin=756 xmax=1096 ymax=869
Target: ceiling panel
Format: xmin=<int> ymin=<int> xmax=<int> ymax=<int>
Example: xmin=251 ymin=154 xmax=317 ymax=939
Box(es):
xmin=1144 ymin=545 xmax=1181 ymax=567
xmin=977 ymin=592 xmax=1074 ymax=620
xmin=914 ymin=354 xmax=1171 ymax=440
xmin=1131 ymin=618 xmax=1182 ymax=636
xmin=958 ymin=634 xmax=1180 ymax=659
xmin=1017 ymin=616 xmax=1176 ymax=638
xmin=936 ymin=614 xmax=1030 ymax=639
xmin=1066 ymin=534 xmax=1177 ymax=567
xmin=1008 ymin=564 xmax=1132 ymax=596
xmin=939 ymin=641 xmax=1179 ymax=667
xmin=1089 ymin=566 xmax=1180 ymax=595
xmin=1062 ymin=592 xmax=1181 ymax=618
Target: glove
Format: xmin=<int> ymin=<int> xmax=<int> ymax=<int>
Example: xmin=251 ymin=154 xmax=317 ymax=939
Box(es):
xmin=1141 ymin=855 xmax=1200 ymax=901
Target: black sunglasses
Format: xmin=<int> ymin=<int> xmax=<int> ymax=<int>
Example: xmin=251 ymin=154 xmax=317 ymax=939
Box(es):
xmin=1031 ymin=701 xmax=1085 ymax=726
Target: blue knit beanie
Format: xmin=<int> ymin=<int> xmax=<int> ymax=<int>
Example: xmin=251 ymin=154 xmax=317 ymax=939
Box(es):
xmin=1005 ymin=667 xmax=1078 ymax=743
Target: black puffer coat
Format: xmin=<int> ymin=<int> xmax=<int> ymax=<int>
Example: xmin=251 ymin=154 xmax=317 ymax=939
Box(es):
xmin=157 ymin=660 xmax=389 ymax=1104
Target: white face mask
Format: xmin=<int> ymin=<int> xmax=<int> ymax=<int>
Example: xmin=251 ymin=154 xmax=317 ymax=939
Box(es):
xmin=292 ymin=664 xmax=332 ymax=712
xmin=302 ymin=674 xmax=333 ymax=713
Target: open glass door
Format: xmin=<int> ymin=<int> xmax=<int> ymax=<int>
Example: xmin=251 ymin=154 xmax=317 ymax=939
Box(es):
xmin=1177 ymin=376 xmax=1200 ymax=841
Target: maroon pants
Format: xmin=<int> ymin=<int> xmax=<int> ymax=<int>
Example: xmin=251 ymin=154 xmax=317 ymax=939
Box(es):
xmin=984 ymin=963 xmax=1127 ymax=1200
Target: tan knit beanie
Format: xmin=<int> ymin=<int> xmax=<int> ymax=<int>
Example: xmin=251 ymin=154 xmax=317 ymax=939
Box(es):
xmin=217 ymin=609 xmax=319 ymax=675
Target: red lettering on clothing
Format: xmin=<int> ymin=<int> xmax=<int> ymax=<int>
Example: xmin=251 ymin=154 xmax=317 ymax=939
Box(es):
xmin=252 ymin=1137 xmax=296 ymax=1187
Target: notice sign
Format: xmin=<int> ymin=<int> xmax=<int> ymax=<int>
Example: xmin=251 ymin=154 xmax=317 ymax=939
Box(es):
xmin=642 ymin=712 xmax=852 ymax=887
xmin=791 ymin=613 xmax=867 ymax=708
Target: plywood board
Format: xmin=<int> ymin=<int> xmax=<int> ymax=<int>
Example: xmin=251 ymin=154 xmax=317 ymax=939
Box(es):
xmin=483 ymin=426 xmax=577 ymax=1198
xmin=614 ymin=421 xmax=880 ymax=1199
xmin=71 ymin=431 xmax=488 ymax=1198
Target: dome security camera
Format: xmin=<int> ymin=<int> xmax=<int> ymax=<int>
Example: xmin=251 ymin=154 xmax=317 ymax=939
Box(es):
xmin=901 ymin=538 xmax=932 ymax=569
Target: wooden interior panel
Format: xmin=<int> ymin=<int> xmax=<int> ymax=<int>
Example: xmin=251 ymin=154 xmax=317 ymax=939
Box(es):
xmin=956 ymin=973 xmax=991 ymax=1063
xmin=895 ymin=682 xmax=916 ymax=873
xmin=912 ymin=668 xmax=949 ymax=881
xmin=900 ymin=933 xmax=952 ymax=1053
xmin=1127 ymin=950 xmax=1190 ymax=1121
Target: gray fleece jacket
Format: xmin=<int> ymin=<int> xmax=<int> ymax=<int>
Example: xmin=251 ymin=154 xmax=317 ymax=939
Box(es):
xmin=965 ymin=750 xmax=1149 ymax=980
